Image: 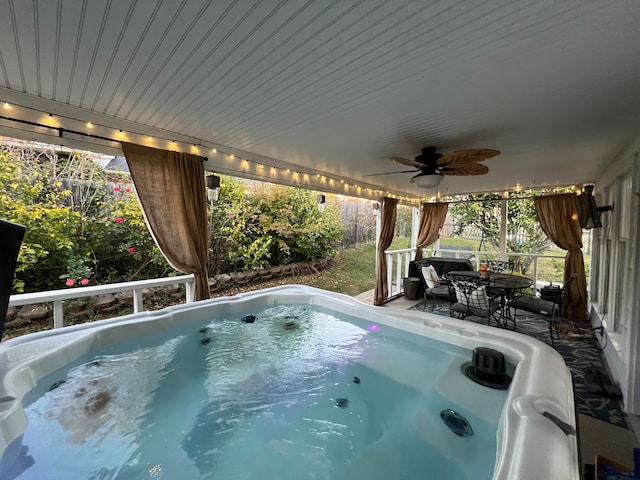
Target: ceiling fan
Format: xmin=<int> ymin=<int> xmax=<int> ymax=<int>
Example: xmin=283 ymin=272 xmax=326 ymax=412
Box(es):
xmin=370 ymin=147 xmax=501 ymax=188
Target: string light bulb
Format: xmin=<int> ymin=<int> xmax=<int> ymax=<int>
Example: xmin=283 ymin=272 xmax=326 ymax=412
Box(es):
xmin=86 ymin=122 xmax=93 ymax=128
xmin=212 ymin=148 xmax=217 ymax=153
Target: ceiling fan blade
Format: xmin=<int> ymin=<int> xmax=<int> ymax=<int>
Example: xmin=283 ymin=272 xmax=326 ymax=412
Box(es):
xmin=441 ymin=162 xmax=489 ymax=176
xmin=436 ymin=149 xmax=500 ymax=167
xmin=364 ymin=169 xmax=417 ymax=177
xmin=390 ymin=156 xmax=423 ymax=167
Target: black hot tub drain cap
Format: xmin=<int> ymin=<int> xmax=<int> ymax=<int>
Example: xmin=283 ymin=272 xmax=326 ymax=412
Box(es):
xmin=462 ymin=347 xmax=512 ymax=390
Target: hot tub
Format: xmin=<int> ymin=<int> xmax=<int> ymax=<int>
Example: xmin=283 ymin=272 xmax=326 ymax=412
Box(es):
xmin=0 ymin=285 xmax=578 ymax=479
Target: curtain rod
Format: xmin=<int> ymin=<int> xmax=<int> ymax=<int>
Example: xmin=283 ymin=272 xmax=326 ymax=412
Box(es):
xmin=0 ymin=115 xmax=209 ymax=161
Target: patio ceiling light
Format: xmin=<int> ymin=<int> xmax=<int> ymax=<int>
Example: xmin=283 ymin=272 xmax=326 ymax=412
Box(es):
xmin=416 ymin=174 xmax=443 ymax=189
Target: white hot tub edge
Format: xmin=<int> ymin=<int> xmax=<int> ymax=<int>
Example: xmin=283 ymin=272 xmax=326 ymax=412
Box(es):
xmin=0 ymin=285 xmax=578 ymax=480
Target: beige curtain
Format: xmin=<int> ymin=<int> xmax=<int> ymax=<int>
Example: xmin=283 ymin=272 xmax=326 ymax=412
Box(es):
xmin=414 ymin=202 xmax=449 ymax=260
xmin=374 ymin=197 xmax=398 ymax=305
xmin=534 ymin=193 xmax=587 ymax=321
xmin=122 ymin=142 xmax=210 ymax=301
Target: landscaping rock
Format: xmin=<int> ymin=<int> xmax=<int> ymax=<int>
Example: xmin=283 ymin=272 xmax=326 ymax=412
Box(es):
xmin=230 ymin=272 xmax=250 ymax=285
xmin=67 ymin=309 xmax=92 ymax=322
xmin=269 ymin=266 xmax=284 ymax=277
xmin=115 ymin=292 xmax=133 ymax=305
xmin=5 ymin=306 xmax=18 ymax=322
xmin=19 ymin=305 xmax=49 ymax=321
xmin=66 ymin=301 xmax=90 ymax=314
xmin=94 ymin=294 xmax=117 ymax=311
xmin=214 ymin=274 xmax=231 ymax=286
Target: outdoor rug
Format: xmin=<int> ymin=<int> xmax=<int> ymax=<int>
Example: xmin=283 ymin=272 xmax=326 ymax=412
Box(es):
xmin=410 ymin=299 xmax=629 ymax=429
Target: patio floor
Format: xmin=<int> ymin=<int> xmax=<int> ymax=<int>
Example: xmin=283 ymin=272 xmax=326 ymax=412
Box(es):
xmin=354 ymin=290 xmax=640 ymax=476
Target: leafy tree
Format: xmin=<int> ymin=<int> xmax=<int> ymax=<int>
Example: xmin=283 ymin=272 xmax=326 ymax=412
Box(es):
xmin=1 ymin=141 xmax=345 ymax=291
xmin=84 ymin=187 xmax=174 ymax=283
xmin=0 ymin=148 xmax=82 ymax=291
xmin=0 ymin=145 xmax=174 ymax=291
xmin=251 ymin=185 xmax=343 ymax=266
xmin=448 ymin=189 xmax=573 ymax=274
xmin=207 ymin=182 xmax=344 ymax=272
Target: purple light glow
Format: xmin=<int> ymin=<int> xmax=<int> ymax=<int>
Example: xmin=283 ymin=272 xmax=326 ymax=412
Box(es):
xmin=368 ymin=324 xmax=380 ymax=332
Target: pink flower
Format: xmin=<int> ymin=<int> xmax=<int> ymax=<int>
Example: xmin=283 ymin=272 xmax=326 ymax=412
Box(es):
xmin=115 ymin=217 xmax=124 ymax=223
xmin=128 ymin=247 xmax=135 ymax=253
xmin=80 ymin=278 xmax=89 ymax=286
xmin=125 ymin=188 xmax=131 ymax=193
xmin=113 ymin=186 xmax=120 ymax=191
xmin=65 ymin=278 xmax=75 ymax=287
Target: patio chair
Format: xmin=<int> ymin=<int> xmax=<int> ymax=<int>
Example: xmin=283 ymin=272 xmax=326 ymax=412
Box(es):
xmin=508 ymin=274 xmax=577 ymax=346
xmin=448 ymin=274 xmax=504 ymax=327
xmin=410 ymin=258 xmax=473 ymax=311
xmin=484 ymin=260 xmax=515 ymax=302
xmin=485 ymin=260 xmax=514 ymax=274
xmin=418 ymin=264 xmax=451 ymax=311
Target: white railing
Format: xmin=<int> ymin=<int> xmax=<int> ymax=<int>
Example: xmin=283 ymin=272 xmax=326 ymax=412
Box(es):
xmin=384 ymin=248 xmax=566 ymax=302
xmin=8 ymin=274 xmax=196 ymax=329
xmin=384 ymin=248 xmax=416 ymax=297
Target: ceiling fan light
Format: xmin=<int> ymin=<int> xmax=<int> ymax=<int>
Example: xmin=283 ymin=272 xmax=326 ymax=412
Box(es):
xmin=416 ymin=174 xmax=444 ymax=188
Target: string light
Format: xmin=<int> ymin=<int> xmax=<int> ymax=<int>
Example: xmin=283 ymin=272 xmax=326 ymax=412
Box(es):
xmin=0 ymin=101 xmax=390 ymax=201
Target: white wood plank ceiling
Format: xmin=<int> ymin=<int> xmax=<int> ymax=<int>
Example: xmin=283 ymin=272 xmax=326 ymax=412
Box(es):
xmin=1 ymin=0 xmax=639 ymax=199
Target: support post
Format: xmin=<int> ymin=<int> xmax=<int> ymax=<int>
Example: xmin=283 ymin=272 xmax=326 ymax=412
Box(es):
xmin=500 ymin=199 xmax=508 ymax=261
xmin=53 ymin=300 xmax=64 ymax=329
xmin=133 ymin=288 xmax=144 ymax=313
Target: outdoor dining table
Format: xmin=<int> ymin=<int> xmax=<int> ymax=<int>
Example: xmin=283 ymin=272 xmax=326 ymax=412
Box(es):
xmin=448 ymin=270 xmax=533 ymax=292
xmin=448 ymin=270 xmax=533 ymax=328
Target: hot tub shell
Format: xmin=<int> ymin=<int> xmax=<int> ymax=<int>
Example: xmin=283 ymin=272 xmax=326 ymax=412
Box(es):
xmin=0 ymin=285 xmax=579 ymax=479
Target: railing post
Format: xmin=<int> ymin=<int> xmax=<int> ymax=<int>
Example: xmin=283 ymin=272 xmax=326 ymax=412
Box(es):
xmin=395 ymin=252 xmax=402 ymax=296
xmin=499 ymin=199 xmax=508 ymax=260
xmin=385 ymin=253 xmax=392 ymax=300
xmin=133 ymin=288 xmax=144 ymax=313
xmin=404 ymin=251 xmax=412 ymax=277
xmin=53 ymin=300 xmax=64 ymax=329
xmin=185 ymin=280 xmax=194 ymax=303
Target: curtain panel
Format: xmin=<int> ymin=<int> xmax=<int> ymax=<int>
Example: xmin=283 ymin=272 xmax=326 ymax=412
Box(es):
xmin=374 ymin=197 xmax=398 ymax=306
xmin=534 ymin=193 xmax=588 ymax=321
xmin=122 ymin=142 xmax=210 ymax=301
xmin=414 ymin=202 xmax=449 ymax=260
